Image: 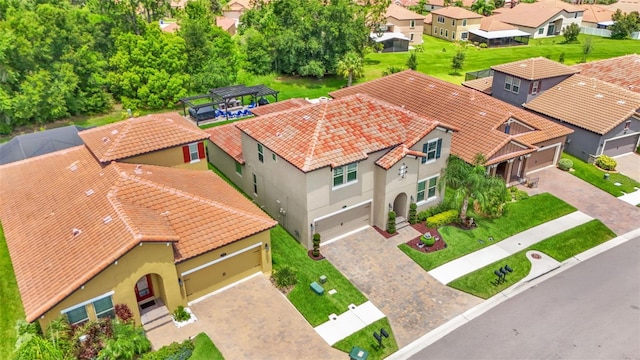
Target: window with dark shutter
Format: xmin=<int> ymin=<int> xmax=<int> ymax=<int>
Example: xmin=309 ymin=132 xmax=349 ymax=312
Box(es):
xmin=197 ymin=142 xmax=205 ymax=159
xmin=182 ymin=146 xmax=190 ymax=163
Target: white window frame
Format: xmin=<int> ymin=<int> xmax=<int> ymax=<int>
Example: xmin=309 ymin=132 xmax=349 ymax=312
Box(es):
xmin=410 ymin=20 xmax=416 ymax=28
xmin=512 ymin=77 xmax=521 ymax=93
xmin=445 ymin=29 xmax=448 ymax=38
xmin=188 ymin=143 xmax=200 ymax=163
xmin=531 ymin=80 xmax=539 ymax=95
xmin=437 ymin=15 xmax=445 ymax=23
xmin=410 ymin=33 xmax=415 ymax=41
xmin=504 ymin=75 xmax=513 ymax=91
xmin=452 ymin=31 xmax=455 ymax=40
xmin=462 ymin=19 xmax=467 ymax=26
xmin=253 ymin=173 xmax=258 ymax=194
xmin=272 ymin=153 xmax=277 ymax=162
xmin=417 ymin=175 xmax=439 ymax=203
xmin=61 ymin=291 xmax=114 ymax=325
xmin=423 ymin=138 xmax=440 ymax=163
xmin=257 ymin=143 xmax=264 ymax=163
xmin=452 ymin=19 xmax=455 ymax=26
xmin=333 ymin=163 xmax=358 ymax=189
xmin=461 ymin=32 xmax=468 ymax=40
xmin=434 ymin=26 xmax=438 ymax=34
xmin=235 ymin=161 xmax=242 ymax=176
xmin=93 ymin=296 xmax=115 ymax=319
xmin=538 ymin=27 xmax=544 ymax=34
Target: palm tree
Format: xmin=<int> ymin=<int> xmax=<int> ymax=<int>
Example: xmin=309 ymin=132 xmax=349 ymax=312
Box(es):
xmin=471 ymin=0 xmax=496 ymax=16
xmin=438 ymin=154 xmax=508 ymax=221
xmin=336 ymin=51 xmax=364 ymax=87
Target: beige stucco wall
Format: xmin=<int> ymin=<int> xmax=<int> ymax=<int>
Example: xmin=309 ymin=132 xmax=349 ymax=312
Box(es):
xmin=388 ymin=17 xmax=425 ymax=44
xmin=432 ymin=16 xmax=481 ymax=41
xmin=120 ymin=142 xmax=208 ymax=171
xmin=39 ymin=243 xmax=181 ymax=330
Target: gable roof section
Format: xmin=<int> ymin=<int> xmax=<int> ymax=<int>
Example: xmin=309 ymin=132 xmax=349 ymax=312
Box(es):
xmin=250 ymin=98 xmax=311 ymax=116
xmin=479 ymin=16 xmax=518 ymax=31
xmin=492 ymin=57 xmax=579 ymax=80
xmin=462 ymin=76 xmax=494 ymax=94
xmin=80 ymin=112 xmax=209 ymax=162
xmin=493 ymin=1 xmax=582 ymax=29
xmin=386 ymin=3 xmax=426 ymax=20
xmin=572 ymin=55 xmax=640 ymax=94
xmin=524 ymin=75 xmax=640 ymax=135
xmin=427 ymin=0 xmax=475 ymax=7
xmin=231 ymin=94 xmax=450 ymax=171
xmin=206 ymin=123 xmax=245 ymax=163
xmin=330 ymin=70 xmax=573 ymax=165
xmin=216 ymin=16 xmax=236 ymax=32
xmin=0 ymin=125 xmax=85 ymax=165
xmin=431 ymin=6 xmax=483 ymax=19
xmin=0 ymin=146 xmax=275 ymax=322
xmin=580 ymin=4 xmax=614 ymax=24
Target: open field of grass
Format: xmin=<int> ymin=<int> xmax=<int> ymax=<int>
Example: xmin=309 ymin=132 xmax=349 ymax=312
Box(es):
xmin=399 ymin=193 xmax=577 ymax=271
xmin=561 ymin=152 xmax=640 ymax=196
xmin=0 ymin=223 xmax=25 ymax=358
xmin=448 ymin=220 xmax=615 ymax=299
xmin=333 ymin=318 xmax=399 ymax=360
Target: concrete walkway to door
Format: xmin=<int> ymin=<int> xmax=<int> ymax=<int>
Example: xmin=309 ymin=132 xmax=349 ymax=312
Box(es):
xmin=145 ymin=274 xmax=344 ymax=360
xmin=528 ymin=167 xmax=640 ymax=235
xmin=321 ymin=227 xmax=482 ymax=348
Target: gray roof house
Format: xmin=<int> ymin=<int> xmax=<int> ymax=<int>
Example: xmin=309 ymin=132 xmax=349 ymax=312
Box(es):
xmin=0 ymin=125 xmax=87 ymax=165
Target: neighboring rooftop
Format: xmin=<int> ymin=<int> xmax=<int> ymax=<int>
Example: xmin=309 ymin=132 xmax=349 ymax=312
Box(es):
xmin=427 ymin=0 xmax=475 ymax=7
xmin=79 ymin=112 xmax=209 ymax=162
xmin=524 ymin=74 xmax=640 ymax=135
xmin=216 ymin=16 xmax=236 ymax=32
xmin=386 ymin=3 xmax=426 ymax=20
xmin=206 ymin=123 xmax=245 ymax=163
xmin=479 ymin=16 xmax=518 ymax=31
xmin=250 ymin=98 xmax=311 ymax=116
xmin=431 ymin=6 xmax=483 ymax=19
xmin=492 ymin=57 xmax=579 ymax=80
xmin=605 ymin=0 xmax=640 ymax=13
xmin=572 ymin=54 xmax=640 ymax=94
xmin=579 ymin=4 xmax=615 ymax=24
xmin=493 ymin=1 xmax=583 ymax=28
xmin=330 ymin=70 xmax=573 ymax=165
xmin=0 ymin=146 xmax=276 ymax=322
xmin=462 ymin=76 xmax=494 ymax=94
xmin=0 ymin=125 xmax=86 ymax=165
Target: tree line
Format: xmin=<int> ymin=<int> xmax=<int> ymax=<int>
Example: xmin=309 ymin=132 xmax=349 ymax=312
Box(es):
xmin=0 ymin=0 xmax=387 ymax=134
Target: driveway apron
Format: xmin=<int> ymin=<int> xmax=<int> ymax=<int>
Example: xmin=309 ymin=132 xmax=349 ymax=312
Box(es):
xmin=527 ymin=167 xmax=640 ymax=235
xmin=145 ymin=275 xmax=343 ymax=360
xmin=614 ymin=153 xmax=640 ymax=183
xmin=321 ymin=227 xmax=482 ymax=347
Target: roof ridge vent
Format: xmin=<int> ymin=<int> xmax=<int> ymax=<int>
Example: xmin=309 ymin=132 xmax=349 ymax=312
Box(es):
xmin=577 ymin=82 xmax=585 ymax=86
xmin=452 ymin=92 xmax=459 ymax=96
xmin=479 ymin=111 xmax=487 ymax=116
xmin=617 ymin=100 xmax=626 ymax=105
xmin=103 ymin=216 xmax=113 ymax=224
xmin=72 ymin=228 xmax=82 ymax=236
xmin=595 ymin=94 xmax=604 ymax=98
xmin=85 ymin=189 xmax=95 ymax=196
xmin=68 ymin=161 xmax=79 ymax=172
xmin=111 ymin=129 xmax=119 ymax=135
xmin=303 ymin=115 xmax=311 ymax=120
xmin=134 ymin=165 xmax=143 ymax=174
xmin=519 ymin=64 xmax=527 ymax=67
xmin=428 ymin=84 xmax=435 ymax=88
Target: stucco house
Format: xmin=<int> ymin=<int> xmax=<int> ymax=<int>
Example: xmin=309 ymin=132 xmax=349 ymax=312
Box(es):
xmin=579 ymin=4 xmax=615 ymax=28
xmin=422 ymin=0 xmax=475 ymax=12
xmin=382 ymin=4 xmax=426 ymax=44
xmin=429 ymin=7 xmax=483 ymax=42
xmin=206 ymin=94 xmax=457 ymax=247
xmin=467 ymin=16 xmax=531 ymax=46
xmin=223 ymin=0 xmax=252 ymax=20
xmin=330 ymin=70 xmax=573 ymax=186
xmin=0 ymin=113 xmax=276 ymax=330
xmin=492 ymin=0 xmax=584 ymax=38
xmin=524 ymin=75 xmax=640 ymax=161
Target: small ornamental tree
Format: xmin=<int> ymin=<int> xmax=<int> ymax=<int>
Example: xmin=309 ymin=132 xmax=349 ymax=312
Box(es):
xmin=409 ymin=203 xmax=418 ymax=224
xmin=387 ymin=211 xmax=397 ymax=234
xmin=406 ymin=51 xmax=418 ymax=70
xmin=451 ymin=50 xmax=466 ymax=74
xmin=563 ymin=23 xmax=580 ymax=43
xmin=312 ymin=233 xmax=321 ymax=257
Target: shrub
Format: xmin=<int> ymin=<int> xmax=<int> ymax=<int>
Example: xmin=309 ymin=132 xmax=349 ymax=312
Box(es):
xmin=420 ymin=236 xmax=435 ymax=247
xmin=140 ymin=340 xmax=194 ymax=360
xmin=413 ymin=44 xmax=425 ymax=52
xmin=387 ymin=211 xmax=397 ymax=233
xmin=595 ymin=155 xmax=617 ymax=171
xmin=417 ymin=202 xmax=451 ymax=222
xmin=409 ymin=203 xmax=418 ymax=224
xmin=273 ymin=266 xmax=297 ymax=289
xmin=511 ymin=188 xmax=529 ymax=201
xmin=557 ymin=158 xmax=573 ymax=171
xmin=172 ymin=306 xmax=191 ymax=322
xmin=479 ymin=43 xmax=488 ymax=48
xmin=426 ymin=209 xmax=459 ymax=228
xmin=115 ymin=303 xmax=134 ymax=323
xmin=97 ymin=321 xmax=151 ymax=360
xmin=312 ymin=233 xmax=320 ymax=257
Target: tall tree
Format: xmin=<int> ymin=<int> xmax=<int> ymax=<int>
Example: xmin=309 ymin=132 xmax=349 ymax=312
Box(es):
xmin=438 ymin=155 xmax=509 ymax=221
xmin=337 ymin=51 xmax=364 ymax=87
xmin=470 ymin=0 xmax=495 ymax=16
xmin=609 ymin=10 xmax=640 ymax=39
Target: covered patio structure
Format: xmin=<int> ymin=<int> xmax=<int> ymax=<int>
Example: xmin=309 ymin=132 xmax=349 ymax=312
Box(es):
xmin=180 ymin=84 xmax=279 ymax=125
xmin=469 ymin=29 xmax=530 ymax=47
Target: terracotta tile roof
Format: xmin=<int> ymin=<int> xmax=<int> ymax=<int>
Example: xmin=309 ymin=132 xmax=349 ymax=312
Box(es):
xmin=206 ymin=123 xmax=245 ymax=163
xmin=386 ymin=3 xmax=426 ymax=20
xmin=80 ymin=112 xmax=209 ymax=162
xmin=572 ymin=55 xmax=640 ymax=94
xmin=424 ymin=13 xmax=433 ymax=24
xmin=493 ymin=1 xmax=583 ymax=28
xmin=462 ymin=76 xmax=494 ymax=94
xmin=250 ymin=98 xmax=311 ymax=116
xmin=579 ymin=4 xmax=614 ymax=24
xmin=227 ymin=0 xmax=252 ymax=10
xmin=428 ymin=0 xmax=475 ymax=7
xmin=524 ymin=75 xmax=640 ymax=135
xmin=394 ymin=0 xmax=419 ymax=6
xmin=230 ymin=94 xmax=451 ymax=171
xmin=492 ymin=57 xmax=579 ymax=80
xmin=216 ymin=16 xmax=236 ymax=32
xmin=330 ymin=70 xmax=573 ymax=165
xmin=480 ymin=16 xmax=517 ymax=31
xmin=160 ymin=22 xmax=180 ymax=33
xmin=605 ymin=0 xmax=640 ymax=13
xmin=0 ymin=147 xmax=275 ymax=322
xmin=431 ymin=6 xmax=483 ymax=19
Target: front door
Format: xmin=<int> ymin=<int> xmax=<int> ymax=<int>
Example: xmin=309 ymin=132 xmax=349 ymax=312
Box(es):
xmin=135 ymin=275 xmax=154 ymax=302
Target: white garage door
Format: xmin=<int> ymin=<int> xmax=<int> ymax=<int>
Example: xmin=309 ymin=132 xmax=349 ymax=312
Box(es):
xmin=314 ymin=202 xmax=371 ymax=243
xmin=603 ymin=134 xmax=639 ymax=157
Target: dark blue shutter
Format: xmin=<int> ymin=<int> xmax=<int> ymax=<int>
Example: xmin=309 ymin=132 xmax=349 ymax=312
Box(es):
xmin=435 ymin=138 xmax=442 ymax=159
xmin=422 ymin=143 xmax=428 ymax=163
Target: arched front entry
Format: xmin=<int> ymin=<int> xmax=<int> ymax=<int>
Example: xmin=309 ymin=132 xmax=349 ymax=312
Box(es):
xmin=134 ymin=273 xmax=167 ymax=322
xmin=392 ymin=193 xmax=408 ymax=220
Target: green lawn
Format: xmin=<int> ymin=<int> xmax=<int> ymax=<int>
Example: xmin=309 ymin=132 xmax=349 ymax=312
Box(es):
xmin=561 ymin=152 xmax=640 ymax=197
xmin=271 ymin=226 xmax=367 ymax=326
xmin=399 ymin=193 xmax=577 ymax=271
xmin=449 ymin=220 xmax=615 ymax=299
xmin=333 ymin=318 xmax=399 ymax=360
xmin=189 ymin=333 xmax=224 ymax=360
xmin=0 ymin=223 xmax=25 ymax=358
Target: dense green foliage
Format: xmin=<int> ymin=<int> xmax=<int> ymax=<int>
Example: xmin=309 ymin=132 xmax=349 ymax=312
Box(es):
xmin=557 ymin=158 xmax=573 ymax=171
xmin=595 ymin=155 xmax=617 ymax=171
xmin=563 ymin=23 xmax=581 ymax=43
xmin=426 ymin=209 xmax=459 ymax=228
xmin=562 ymin=153 xmax=640 ymax=196
xmin=610 ymin=10 xmax=640 ymax=39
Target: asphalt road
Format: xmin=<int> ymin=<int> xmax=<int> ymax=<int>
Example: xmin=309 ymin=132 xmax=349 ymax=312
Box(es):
xmin=410 ymin=238 xmax=640 ymax=360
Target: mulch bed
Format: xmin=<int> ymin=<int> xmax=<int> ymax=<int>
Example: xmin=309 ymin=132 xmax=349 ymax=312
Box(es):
xmin=307 ymin=250 xmax=325 ymax=261
xmin=373 ymin=225 xmax=398 ymax=239
xmin=406 ymin=223 xmax=447 ymax=253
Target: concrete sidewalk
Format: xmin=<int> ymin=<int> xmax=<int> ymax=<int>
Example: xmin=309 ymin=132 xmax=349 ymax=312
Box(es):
xmin=619 ymin=188 xmax=640 ymax=206
xmin=428 ymin=211 xmax=593 ymax=284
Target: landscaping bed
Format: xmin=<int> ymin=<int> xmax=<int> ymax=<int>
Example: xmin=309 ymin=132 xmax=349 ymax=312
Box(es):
xmin=399 ymin=193 xmax=576 ymax=271
xmin=405 ymin=223 xmax=447 ymax=253
xmin=560 ymin=153 xmax=640 ymax=196
xmin=448 ymin=220 xmax=615 ymax=299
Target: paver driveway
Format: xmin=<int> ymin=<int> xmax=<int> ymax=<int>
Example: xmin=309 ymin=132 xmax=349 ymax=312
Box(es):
xmin=145 ymin=275 xmax=343 ymax=360
xmin=321 ymin=227 xmax=482 ymax=347
xmin=528 ymin=167 xmax=640 ymax=235
xmin=615 ymin=153 xmax=640 ymax=183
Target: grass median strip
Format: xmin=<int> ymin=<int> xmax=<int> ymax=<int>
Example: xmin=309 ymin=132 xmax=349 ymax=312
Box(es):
xmin=271 ymin=226 xmax=367 ymax=327
xmin=399 ymin=193 xmax=576 ymax=271
xmin=448 ymin=220 xmax=615 ymax=299
xmin=561 ymin=153 xmax=640 ymax=197
xmin=333 ymin=318 xmax=398 ymax=360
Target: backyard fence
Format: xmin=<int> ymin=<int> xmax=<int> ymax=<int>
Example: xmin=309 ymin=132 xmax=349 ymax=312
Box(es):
xmin=465 ymin=68 xmax=494 ymax=81
xmin=580 ymin=27 xmax=640 ymax=40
